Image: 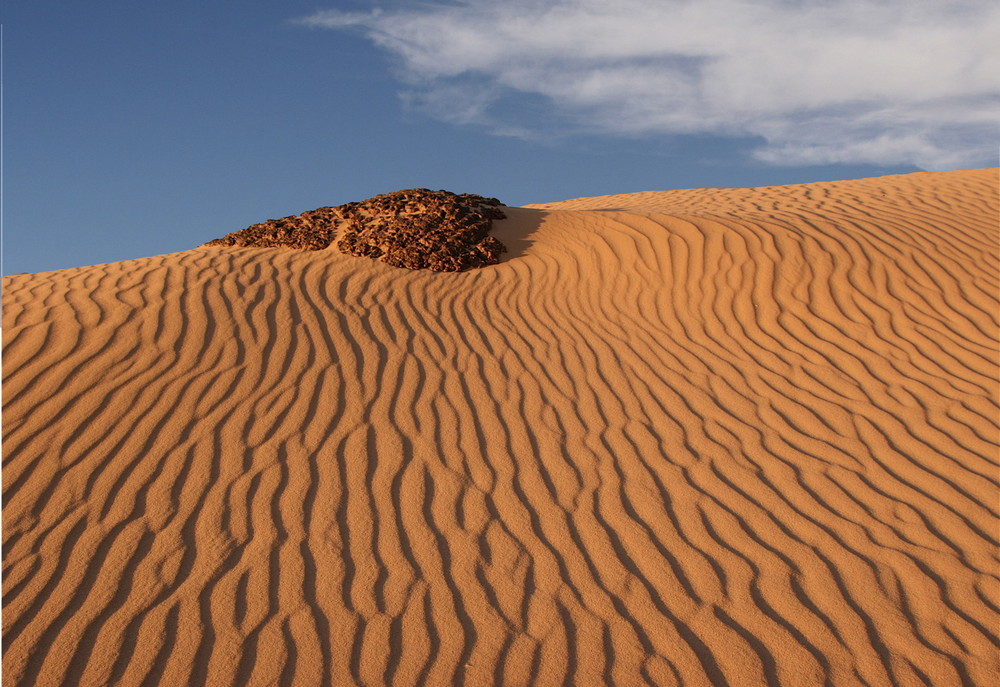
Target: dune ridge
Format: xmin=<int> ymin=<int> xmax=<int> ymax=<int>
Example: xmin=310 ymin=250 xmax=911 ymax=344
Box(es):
xmin=3 ymin=168 xmax=998 ymax=686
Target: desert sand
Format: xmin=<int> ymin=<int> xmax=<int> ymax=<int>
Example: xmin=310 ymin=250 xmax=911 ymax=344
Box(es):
xmin=3 ymin=168 xmax=998 ymax=686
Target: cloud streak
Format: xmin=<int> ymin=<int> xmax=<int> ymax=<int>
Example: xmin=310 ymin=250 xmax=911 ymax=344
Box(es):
xmin=301 ymin=0 xmax=999 ymax=168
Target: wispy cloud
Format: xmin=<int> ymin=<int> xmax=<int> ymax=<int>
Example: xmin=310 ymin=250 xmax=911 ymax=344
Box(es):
xmin=300 ymin=0 xmax=999 ymax=168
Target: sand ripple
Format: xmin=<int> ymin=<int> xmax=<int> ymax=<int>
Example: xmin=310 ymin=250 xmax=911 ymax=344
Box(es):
xmin=4 ymin=169 xmax=998 ymax=686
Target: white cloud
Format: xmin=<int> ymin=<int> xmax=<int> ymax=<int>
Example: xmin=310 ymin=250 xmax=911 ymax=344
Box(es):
xmin=300 ymin=0 xmax=1000 ymax=168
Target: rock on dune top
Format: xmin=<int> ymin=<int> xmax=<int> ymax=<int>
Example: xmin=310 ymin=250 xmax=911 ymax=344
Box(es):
xmin=338 ymin=190 xmax=507 ymax=272
xmin=205 ymin=189 xmax=507 ymax=272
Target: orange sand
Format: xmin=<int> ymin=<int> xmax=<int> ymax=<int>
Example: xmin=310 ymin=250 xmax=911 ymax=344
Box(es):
xmin=3 ymin=169 xmax=998 ymax=686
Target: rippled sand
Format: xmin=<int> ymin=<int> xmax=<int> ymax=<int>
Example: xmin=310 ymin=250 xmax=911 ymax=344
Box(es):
xmin=3 ymin=168 xmax=998 ymax=686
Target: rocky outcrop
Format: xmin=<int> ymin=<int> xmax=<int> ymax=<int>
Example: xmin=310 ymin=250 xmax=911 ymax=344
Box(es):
xmin=204 ymin=207 xmax=344 ymax=251
xmin=336 ymin=190 xmax=507 ymax=272
xmin=205 ymin=189 xmax=507 ymax=272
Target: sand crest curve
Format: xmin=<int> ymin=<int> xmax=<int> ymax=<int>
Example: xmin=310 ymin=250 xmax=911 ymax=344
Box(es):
xmin=3 ymin=169 xmax=998 ymax=687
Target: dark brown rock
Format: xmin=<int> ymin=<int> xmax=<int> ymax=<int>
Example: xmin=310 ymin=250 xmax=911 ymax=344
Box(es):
xmin=336 ymin=189 xmax=507 ymax=272
xmin=204 ymin=206 xmax=345 ymax=251
xmin=204 ymin=189 xmax=507 ymax=272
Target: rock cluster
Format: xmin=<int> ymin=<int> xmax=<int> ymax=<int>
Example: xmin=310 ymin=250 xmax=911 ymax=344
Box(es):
xmin=205 ymin=189 xmax=507 ymax=272
xmin=204 ymin=207 xmax=343 ymax=251
xmin=336 ymin=190 xmax=507 ymax=272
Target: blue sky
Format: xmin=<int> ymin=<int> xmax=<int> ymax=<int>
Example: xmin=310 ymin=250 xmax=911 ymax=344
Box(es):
xmin=4 ymin=1 xmax=997 ymax=275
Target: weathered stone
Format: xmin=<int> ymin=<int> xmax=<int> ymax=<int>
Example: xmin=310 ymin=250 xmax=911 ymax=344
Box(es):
xmin=204 ymin=189 xmax=507 ymax=272
xmin=204 ymin=206 xmax=345 ymax=251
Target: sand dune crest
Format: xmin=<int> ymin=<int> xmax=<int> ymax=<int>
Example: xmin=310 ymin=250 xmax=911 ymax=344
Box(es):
xmin=3 ymin=169 xmax=998 ymax=686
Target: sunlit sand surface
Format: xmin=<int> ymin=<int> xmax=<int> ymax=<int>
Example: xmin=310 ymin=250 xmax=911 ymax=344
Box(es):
xmin=4 ymin=168 xmax=998 ymax=686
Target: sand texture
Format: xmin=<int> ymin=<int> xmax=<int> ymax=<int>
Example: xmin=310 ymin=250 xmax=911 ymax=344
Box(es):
xmin=3 ymin=169 xmax=998 ymax=686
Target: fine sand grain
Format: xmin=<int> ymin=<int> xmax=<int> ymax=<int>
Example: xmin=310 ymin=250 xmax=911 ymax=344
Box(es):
xmin=3 ymin=169 xmax=998 ymax=686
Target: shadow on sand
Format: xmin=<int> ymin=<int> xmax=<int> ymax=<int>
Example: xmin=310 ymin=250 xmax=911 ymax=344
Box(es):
xmin=489 ymin=207 xmax=547 ymax=264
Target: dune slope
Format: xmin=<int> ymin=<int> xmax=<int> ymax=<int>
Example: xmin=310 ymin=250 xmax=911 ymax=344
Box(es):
xmin=3 ymin=169 xmax=998 ymax=686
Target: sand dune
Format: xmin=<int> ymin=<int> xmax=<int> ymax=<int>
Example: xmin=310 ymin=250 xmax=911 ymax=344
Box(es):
xmin=3 ymin=168 xmax=998 ymax=686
